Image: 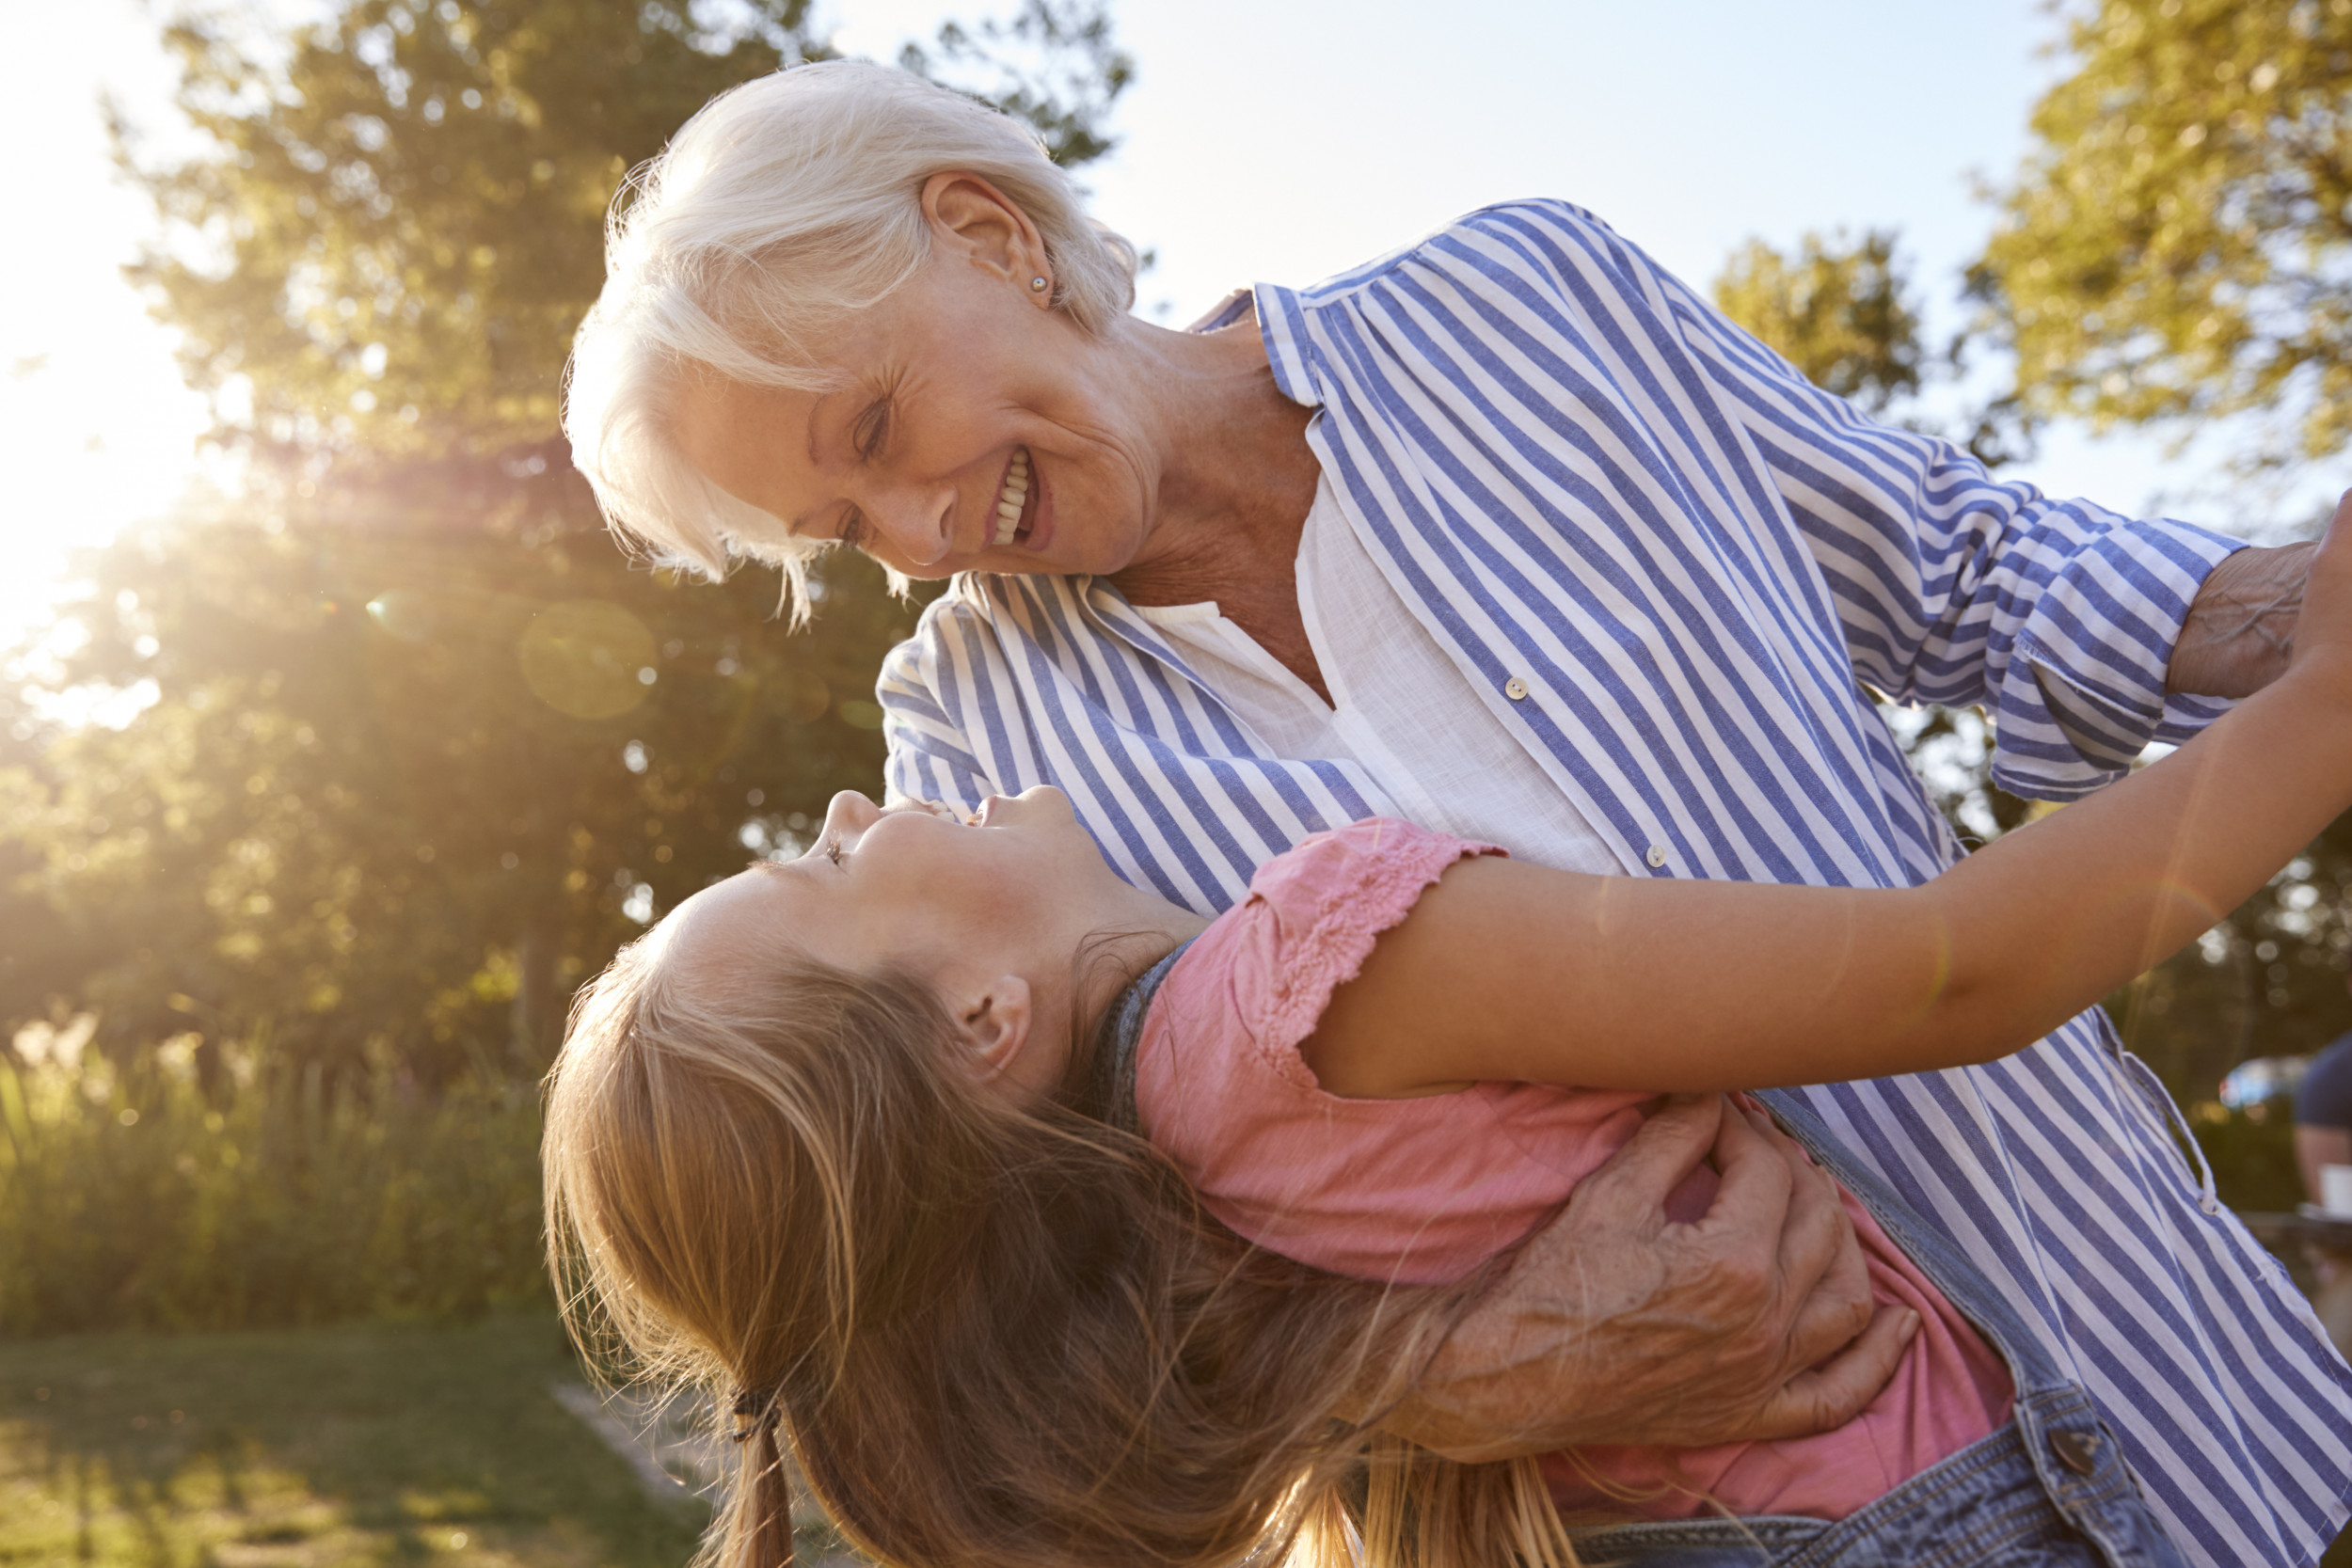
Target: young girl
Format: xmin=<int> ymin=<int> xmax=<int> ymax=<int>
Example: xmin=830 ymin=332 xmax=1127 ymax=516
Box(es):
xmin=543 ymin=513 xmax=2352 ymax=1568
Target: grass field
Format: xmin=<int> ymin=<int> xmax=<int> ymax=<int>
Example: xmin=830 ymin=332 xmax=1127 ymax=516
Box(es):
xmin=0 ymin=1315 xmax=707 ymax=1568
xmin=2 ymin=1311 xmax=2343 ymax=1567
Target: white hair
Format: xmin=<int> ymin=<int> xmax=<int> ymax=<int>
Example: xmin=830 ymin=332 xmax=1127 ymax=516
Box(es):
xmin=561 ymin=59 xmax=1139 ymax=622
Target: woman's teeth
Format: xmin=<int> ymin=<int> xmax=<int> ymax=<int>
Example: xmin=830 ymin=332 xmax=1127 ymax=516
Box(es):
xmin=992 ymin=449 xmax=1030 ymax=546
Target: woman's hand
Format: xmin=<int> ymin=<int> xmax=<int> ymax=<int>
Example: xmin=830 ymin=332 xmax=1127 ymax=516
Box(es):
xmin=2168 ymin=539 xmax=2312 ymax=697
xmin=2283 ymin=490 xmax=2352 ymax=695
xmin=2167 ymin=487 xmax=2352 ymax=698
xmin=1378 ymin=1096 xmax=1917 ymax=1458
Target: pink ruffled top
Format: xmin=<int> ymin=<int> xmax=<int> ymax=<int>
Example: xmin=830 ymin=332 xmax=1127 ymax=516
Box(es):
xmin=1132 ymin=818 xmax=2013 ymax=1522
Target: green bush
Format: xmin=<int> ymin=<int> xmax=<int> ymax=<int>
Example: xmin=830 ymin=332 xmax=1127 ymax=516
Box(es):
xmin=2184 ymin=1098 xmax=2307 ymax=1216
xmin=0 ymin=1022 xmax=2311 ymax=1341
xmin=0 ymin=1034 xmax=546 ymax=1335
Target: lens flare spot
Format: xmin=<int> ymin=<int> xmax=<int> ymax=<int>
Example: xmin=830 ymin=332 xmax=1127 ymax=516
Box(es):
xmin=517 ymin=600 xmax=657 ymax=720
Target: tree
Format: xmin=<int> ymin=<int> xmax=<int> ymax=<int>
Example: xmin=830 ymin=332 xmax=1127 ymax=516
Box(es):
xmin=1978 ymin=0 xmax=2352 ymax=462
xmin=1711 ymin=229 xmax=1924 ymax=417
xmin=1 ymin=481 xmax=920 ymax=1085
xmin=4 ymin=0 xmax=1132 ymax=1075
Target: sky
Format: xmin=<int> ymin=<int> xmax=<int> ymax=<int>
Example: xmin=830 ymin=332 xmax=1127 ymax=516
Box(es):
xmin=0 ymin=0 xmax=2330 ymax=657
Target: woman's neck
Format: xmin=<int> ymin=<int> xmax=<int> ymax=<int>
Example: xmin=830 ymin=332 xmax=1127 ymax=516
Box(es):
xmin=1105 ymin=309 xmax=1328 ymax=697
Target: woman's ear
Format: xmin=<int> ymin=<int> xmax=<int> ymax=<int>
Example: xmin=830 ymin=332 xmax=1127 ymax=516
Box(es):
xmin=953 ymin=974 xmax=1036 ymax=1080
xmin=920 ymin=171 xmax=1048 ymax=296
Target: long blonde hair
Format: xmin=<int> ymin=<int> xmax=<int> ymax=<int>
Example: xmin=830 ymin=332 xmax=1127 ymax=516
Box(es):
xmin=543 ymin=925 xmax=1584 ymax=1568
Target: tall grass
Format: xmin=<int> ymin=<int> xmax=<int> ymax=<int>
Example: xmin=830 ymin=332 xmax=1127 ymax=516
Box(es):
xmin=0 ymin=1031 xmax=547 ymax=1335
xmin=0 ymin=1027 xmax=2306 ymax=1340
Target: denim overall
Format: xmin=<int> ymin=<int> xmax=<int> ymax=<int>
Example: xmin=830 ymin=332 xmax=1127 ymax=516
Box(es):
xmin=1093 ymin=945 xmax=2189 ymax=1568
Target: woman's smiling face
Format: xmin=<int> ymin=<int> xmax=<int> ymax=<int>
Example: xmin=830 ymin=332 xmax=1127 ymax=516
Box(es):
xmin=669 ymin=175 xmax=1162 ymax=582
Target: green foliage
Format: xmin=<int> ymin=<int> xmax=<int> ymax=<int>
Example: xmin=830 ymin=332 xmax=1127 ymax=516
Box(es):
xmin=2175 ymin=1100 xmax=2307 ymax=1213
xmin=1712 ymin=229 xmax=2038 ymax=468
xmin=120 ymin=0 xmax=820 ymax=456
xmin=1979 ymin=0 xmax=2352 ymax=459
xmin=2 ymin=486 xmax=921 ymax=1078
xmin=0 ymin=1316 xmax=704 ymax=1564
xmin=0 ymin=1034 xmax=545 ymax=1335
xmin=2108 ymin=806 xmax=2352 ymax=1110
xmin=1712 ymin=229 xmax=1924 ymax=416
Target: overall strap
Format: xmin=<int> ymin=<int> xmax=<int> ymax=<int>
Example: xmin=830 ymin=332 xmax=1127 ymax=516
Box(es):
xmin=1077 ymin=937 xmax=1200 ymax=1134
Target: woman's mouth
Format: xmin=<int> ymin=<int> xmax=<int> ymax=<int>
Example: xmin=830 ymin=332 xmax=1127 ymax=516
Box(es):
xmin=991 ymin=449 xmax=1034 ymax=547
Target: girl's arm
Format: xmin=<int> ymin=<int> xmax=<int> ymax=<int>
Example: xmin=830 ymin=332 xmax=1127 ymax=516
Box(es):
xmin=1307 ymin=498 xmax=2352 ymax=1099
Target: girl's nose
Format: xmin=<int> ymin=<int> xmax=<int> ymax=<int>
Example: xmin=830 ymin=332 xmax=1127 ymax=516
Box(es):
xmin=819 ymin=790 xmax=883 ymax=850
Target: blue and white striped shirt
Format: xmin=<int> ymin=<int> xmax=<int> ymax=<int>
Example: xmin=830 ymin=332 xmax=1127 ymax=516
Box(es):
xmin=877 ymin=199 xmax=2352 ymax=1566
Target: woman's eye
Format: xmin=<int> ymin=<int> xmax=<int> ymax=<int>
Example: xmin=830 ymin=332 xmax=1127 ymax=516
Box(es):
xmin=853 ymin=402 xmax=890 ymax=461
xmin=821 ymin=832 xmax=845 ymax=867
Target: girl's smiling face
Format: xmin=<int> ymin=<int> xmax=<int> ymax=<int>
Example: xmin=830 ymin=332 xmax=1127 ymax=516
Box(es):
xmin=660 ymin=786 xmax=1184 ymax=1103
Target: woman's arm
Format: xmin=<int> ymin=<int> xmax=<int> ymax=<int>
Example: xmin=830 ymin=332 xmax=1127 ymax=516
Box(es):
xmin=1640 ymin=203 xmax=2247 ymax=799
xmin=1308 ymin=498 xmax=2352 ymax=1100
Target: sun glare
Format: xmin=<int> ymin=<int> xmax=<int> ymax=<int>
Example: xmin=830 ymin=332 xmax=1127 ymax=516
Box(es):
xmin=0 ymin=0 xmax=241 ymax=719
xmin=0 ymin=342 xmax=214 ymax=646
xmin=0 ymin=0 xmax=220 ymax=662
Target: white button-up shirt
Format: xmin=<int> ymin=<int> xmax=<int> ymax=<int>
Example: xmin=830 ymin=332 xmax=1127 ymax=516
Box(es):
xmin=1136 ymin=474 xmax=1623 ymax=875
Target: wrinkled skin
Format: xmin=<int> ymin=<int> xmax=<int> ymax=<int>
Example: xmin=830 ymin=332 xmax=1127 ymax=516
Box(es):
xmin=1389 ymin=1096 xmax=1911 ymax=1456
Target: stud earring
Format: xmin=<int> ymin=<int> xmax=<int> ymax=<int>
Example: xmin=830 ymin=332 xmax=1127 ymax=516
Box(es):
xmin=1028 ymin=276 xmax=1049 ymax=293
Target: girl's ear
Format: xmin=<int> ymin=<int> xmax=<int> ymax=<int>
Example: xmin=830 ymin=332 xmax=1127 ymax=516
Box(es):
xmin=954 ymin=974 xmax=1035 ymax=1080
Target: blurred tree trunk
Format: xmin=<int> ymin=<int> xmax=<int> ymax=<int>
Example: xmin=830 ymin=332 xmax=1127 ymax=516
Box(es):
xmin=510 ymin=909 xmax=562 ymax=1066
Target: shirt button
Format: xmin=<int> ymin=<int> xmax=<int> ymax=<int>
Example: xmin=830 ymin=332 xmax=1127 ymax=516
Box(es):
xmin=1645 ymin=845 xmax=1667 ymax=869
xmin=1502 ymin=676 xmax=1530 ymax=701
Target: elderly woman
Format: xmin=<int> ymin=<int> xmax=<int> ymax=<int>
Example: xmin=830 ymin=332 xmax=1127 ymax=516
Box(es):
xmin=564 ymin=60 xmax=2350 ymax=1568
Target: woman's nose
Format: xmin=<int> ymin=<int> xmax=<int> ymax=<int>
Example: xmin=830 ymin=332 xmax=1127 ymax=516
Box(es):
xmin=861 ymin=483 xmax=957 ymax=570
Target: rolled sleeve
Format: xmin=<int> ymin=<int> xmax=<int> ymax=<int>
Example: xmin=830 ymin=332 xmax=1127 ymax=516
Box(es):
xmin=1994 ymin=508 xmax=2243 ymax=797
